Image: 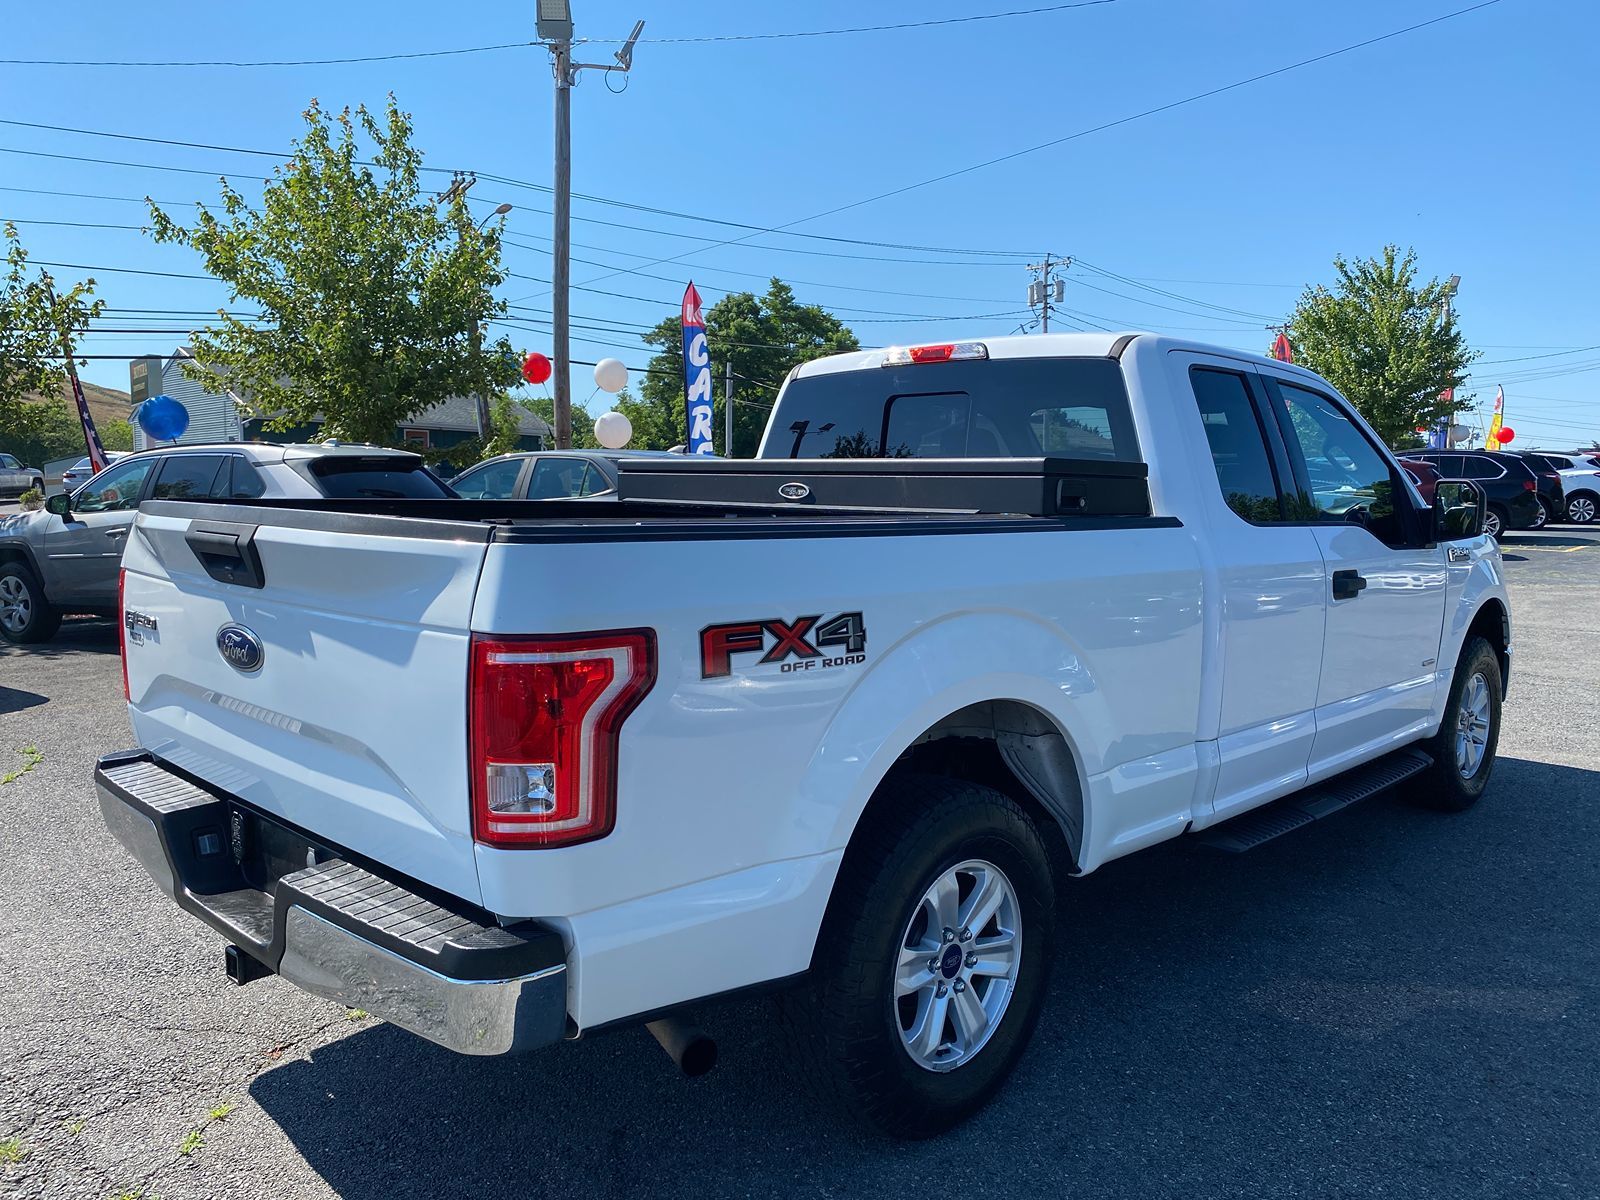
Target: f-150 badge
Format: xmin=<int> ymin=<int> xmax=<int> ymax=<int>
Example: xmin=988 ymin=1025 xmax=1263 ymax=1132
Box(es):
xmin=700 ymin=612 xmax=866 ymax=678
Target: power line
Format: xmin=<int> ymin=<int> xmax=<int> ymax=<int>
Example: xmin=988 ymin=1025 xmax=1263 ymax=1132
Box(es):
xmin=0 ymin=42 xmax=537 ymax=68
xmin=579 ymin=0 xmax=1507 ymax=288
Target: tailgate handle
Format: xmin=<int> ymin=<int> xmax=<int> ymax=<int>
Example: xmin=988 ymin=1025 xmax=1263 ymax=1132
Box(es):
xmin=185 ymin=522 xmax=266 ymax=590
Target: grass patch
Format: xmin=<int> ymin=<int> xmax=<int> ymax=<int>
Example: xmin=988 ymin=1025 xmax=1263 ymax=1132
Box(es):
xmin=345 ymin=1007 xmax=369 ymax=1021
xmin=64 ymin=1118 xmax=85 ymax=1136
xmin=1 ymin=746 xmax=43 ymax=786
xmin=207 ymin=1101 xmax=233 ymax=1123
xmin=0 ymin=1137 xmax=25 ymax=1163
xmin=178 ymin=1129 xmax=203 ymax=1157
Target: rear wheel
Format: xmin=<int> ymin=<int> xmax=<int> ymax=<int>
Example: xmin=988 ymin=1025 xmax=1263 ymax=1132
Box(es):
xmin=785 ymin=774 xmax=1057 ymax=1138
xmin=1567 ymin=492 xmax=1597 ymax=525
xmin=0 ymin=562 xmax=61 ymax=644
xmin=1483 ymin=504 xmax=1507 ymax=540
xmin=1412 ymin=636 xmax=1501 ymax=812
xmin=1530 ymin=500 xmax=1549 ymax=529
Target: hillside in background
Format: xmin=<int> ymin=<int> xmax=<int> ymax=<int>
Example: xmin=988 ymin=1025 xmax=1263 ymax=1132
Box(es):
xmin=25 ymin=379 xmax=133 ymax=429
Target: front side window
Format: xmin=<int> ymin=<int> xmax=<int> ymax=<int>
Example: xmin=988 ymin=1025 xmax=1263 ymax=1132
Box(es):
xmin=0 ymin=454 xmax=18 ymax=469
xmin=73 ymin=458 xmax=156 ymax=513
xmin=1272 ymin=382 xmax=1406 ymax=544
xmin=453 ymin=458 xmax=526 ymax=500
xmin=1188 ymin=367 xmax=1283 ymax=523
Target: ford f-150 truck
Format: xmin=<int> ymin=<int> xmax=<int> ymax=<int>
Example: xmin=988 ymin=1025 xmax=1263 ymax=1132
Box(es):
xmin=96 ymin=333 xmax=1509 ymax=1136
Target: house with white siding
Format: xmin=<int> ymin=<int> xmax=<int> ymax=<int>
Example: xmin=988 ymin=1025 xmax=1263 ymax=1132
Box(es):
xmin=128 ymin=348 xmax=548 ymax=470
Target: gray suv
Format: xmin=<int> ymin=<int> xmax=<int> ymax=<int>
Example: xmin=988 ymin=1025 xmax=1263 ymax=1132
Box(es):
xmin=0 ymin=453 xmax=45 ymax=498
xmin=0 ymin=442 xmax=452 ymax=642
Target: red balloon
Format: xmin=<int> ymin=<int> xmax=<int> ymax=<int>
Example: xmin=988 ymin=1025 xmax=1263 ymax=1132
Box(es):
xmin=1497 ymin=427 xmax=1515 ymax=444
xmin=522 ymin=352 xmax=552 ymax=385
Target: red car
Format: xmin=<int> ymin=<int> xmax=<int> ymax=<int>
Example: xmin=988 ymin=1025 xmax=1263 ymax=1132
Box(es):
xmin=1399 ymin=457 xmax=1440 ymax=505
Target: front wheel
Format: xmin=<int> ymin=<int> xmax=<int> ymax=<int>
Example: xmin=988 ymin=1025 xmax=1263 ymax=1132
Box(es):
xmin=785 ymin=774 xmax=1057 ymax=1138
xmin=1567 ymin=492 xmax=1597 ymax=525
xmin=1412 ymin=636 xmax=1502 ymax=812
xmin=0 ymin=562 xmax=61 ymax=644
xmin=1483 ymin=504 xmax=1506 ymax=540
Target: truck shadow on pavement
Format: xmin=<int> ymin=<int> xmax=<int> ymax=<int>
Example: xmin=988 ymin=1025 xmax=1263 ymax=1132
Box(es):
xmin=249 ymin=755 xmax=1600 ymax=1199
xmin=0 ymin=618 xmax=118 ymax=659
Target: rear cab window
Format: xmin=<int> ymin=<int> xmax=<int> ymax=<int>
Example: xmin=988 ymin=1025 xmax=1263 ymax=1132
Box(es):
xmin=298 ymin=455 xmax=452 ymax=499
xmin=763 ymin=357 xmax=1140 ymax=462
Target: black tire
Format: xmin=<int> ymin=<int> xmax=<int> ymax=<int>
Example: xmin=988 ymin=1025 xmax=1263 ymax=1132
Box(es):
xmin=782 ymin=773 xmax=1057 ymax=1138
xmin=0 ymin=561 xmax=61 ymax=644
xmin=1484 ymin=503 xmax=1508 ymax=540
xmin=1412 ymin=636 xmax=1502 ymax=812
xmin=1530 ymin=500 xmax=1549 ymax=529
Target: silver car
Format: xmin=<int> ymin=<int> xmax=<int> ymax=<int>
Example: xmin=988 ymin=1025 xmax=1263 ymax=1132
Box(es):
xmin=0 ymin=453 xmax=45 ymax=498
xmin=59 ymin=452 xmax=126 ymax=492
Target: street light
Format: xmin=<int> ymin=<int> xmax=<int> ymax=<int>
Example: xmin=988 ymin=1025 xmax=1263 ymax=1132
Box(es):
xmin=476 ymin=202 xmax=513 ymax=232
xmin=541 ymin=6 xmax=644 ymax=448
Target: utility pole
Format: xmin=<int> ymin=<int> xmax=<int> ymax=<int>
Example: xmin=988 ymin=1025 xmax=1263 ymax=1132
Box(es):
xmin=1437 ymin=274 xmax=1462 ymax=447
xmin=724 ymin=357 xmax=734 ymax=458
xmin=1026 ymin=254 xmax=1068 ymax=333
xmin=538 ymin=4 xmax=645 ymax=448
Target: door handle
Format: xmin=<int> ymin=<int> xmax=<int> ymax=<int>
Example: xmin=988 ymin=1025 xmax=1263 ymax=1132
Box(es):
xmin=1331 ymin=569 xmax=1367 ymax=601
xmin=104 ymin=527 xmax=128 ymax=539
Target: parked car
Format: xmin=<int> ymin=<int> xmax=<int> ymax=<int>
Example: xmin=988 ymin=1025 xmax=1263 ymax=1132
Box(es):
xmin=1505 ymin=451 xmax=1566 ymax=528
xmin=1398 ymin=457 xmax=1440 ymax=505
xmin=449 ymin=449 xmax=686 ymax=500
xmin=98 ymin=332 xmax=1507 ymax=1137
xmin=1403 ymin=450 xmax=1545 ymax=538
xmin=1522 ymin=450 xmax=1600 ymax=525
xmin=0 ymin=442 xmax=451 ymax=642
xmin=0 ymin=453 xmax=45 ymax=498
xmin=60 ymin=452 xmax=127 ymax=493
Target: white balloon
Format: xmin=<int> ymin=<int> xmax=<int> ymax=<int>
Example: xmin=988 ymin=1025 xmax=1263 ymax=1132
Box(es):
xmin=593 ymin=357 xmax=628 ymax=394
xmin=594 ymin=410 xmax=633 ymax=449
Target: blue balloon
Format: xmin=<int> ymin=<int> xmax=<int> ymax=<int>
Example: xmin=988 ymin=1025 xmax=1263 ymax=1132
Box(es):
xmin=137 ymin=394 xmax=190 ymax=442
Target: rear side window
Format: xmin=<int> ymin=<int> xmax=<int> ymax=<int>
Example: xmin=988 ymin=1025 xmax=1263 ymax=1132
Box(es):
xmin=527 ymin=458 xmax=589 ymax=499
xmin=227 ymin=457 xmax=268 ymax=499
xmin=1188 ymin=367 xmax=1283 ymax=523
xmin=1462 ymin=456 xmax=1504 ymax=480
xmin=151 ymin=454 xmax=227 ymax=500
xmin=766 ymin=357 xmax=1139 ymax=461
xmin=304 ymin=456 xmax=451 ymax=498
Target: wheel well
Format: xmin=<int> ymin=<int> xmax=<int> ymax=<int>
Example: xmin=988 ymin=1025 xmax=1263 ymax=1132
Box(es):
xmin=1466 ymin=599 xmax=1510 ymax=691
xmin=0 ymin=545 xmax=37 ymax=573
xmin=868 ymin=700 xmax=1085 ymax=879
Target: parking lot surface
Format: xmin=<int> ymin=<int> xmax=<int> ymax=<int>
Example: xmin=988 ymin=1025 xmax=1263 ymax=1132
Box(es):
xmin=2 ymin=529 xmax=1597 ymax=1199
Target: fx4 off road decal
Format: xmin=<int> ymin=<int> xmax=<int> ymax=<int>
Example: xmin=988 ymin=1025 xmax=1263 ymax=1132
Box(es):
xmin=700 ymin=612 xmax=867 ymax=679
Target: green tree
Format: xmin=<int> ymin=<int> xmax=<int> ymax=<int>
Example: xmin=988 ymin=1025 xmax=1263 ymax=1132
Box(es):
xmin=1282 ymin=246 xmax=1474 ymax=445
xmin=0 ymin=223 xmax=103 ymax=459
xmin=519 ymin=395 xmax=599 ymax=449
xmin=632 ymin=280 xmax=859 ymax=455
xmin=148 ymin=98 xmax=518 ymax=446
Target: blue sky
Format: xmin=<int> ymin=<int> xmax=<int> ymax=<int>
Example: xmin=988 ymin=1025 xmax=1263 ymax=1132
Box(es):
xmin=2 ymin=0 xmax=1594 ymax=447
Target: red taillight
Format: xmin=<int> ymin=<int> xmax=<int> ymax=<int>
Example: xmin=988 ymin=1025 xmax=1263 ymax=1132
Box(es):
xmin=469 ymin=630 xmax=656 ymax=849
xmin=1523 ymin=479 xmax=1537 ymax=491
xmin=882 ymin=341 xmax=989 ymax=366
xmin=117 ymin=568 xmax=130 ymax=701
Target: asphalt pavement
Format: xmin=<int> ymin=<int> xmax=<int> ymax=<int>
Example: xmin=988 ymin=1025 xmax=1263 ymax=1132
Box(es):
xmin=1 ymin=528 xmax=1597 ymax=1199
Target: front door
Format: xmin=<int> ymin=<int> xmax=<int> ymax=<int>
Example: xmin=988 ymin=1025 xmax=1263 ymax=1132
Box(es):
xmin=44 ymin=456 xmax=159 ymax=606
xmin=1262 ymin=376 xmax=1449 ymax=779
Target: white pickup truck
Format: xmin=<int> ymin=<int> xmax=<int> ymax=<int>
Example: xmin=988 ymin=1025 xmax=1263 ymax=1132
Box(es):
xmin=97 ymin=333 xmax=1509 ymax=1136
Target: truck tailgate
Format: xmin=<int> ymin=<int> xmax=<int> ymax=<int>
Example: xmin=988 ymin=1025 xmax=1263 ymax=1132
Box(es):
xmin=121 ymin=507 xmax=492 ymax=904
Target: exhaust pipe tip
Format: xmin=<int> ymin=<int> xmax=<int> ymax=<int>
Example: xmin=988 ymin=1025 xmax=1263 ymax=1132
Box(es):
xmin=646 ymin=1017 xmax=718 ymax=1078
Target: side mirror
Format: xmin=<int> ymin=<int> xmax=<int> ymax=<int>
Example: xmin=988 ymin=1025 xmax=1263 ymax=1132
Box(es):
xmin=1434 ymin=480 xmax=1485 ymax=540
xmin=44 ymin=492 xmax=72 ymax=517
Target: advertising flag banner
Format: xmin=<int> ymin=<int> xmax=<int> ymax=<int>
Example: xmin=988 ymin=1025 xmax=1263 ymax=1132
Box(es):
xmin=1484 ymin=385 xmax=1505 ymax=450
xmin=68 ymin=367 xmax=108 ymax=474
xmin=1271 ymin=332 xmax=1294 ymax=363
xmin=680 ymin=283 xmax=715 ymax=456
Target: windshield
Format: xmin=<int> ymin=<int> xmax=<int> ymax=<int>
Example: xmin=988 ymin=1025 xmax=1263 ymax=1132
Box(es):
xmin=760 ymin=357 xmax=1140 ymax=462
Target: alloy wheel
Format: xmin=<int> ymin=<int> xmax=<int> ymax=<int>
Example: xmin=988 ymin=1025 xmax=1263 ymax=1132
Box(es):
xmin=0 ymin=575 xmax=32 ymax=634
xmin=894 ymin=859 xmax=1022 ymax=1073
xmin=1454 ymin=671 xmax=1492 ymax=779
xmin=1569 ymin=496 xmax=1597 ymax=524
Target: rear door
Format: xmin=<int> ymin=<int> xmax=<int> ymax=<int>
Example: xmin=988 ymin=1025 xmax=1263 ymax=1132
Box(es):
xmin=1262 ymin=376 xmax=1448 ymax=778
xmin=122 ymin=506 xmax=494 ymax=901
xmin=1174 ymin=354 xmax=1326 ymax=819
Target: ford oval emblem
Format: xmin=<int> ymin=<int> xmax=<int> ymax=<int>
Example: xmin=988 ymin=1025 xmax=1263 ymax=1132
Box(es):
xmin=778 ymin=482 xmax=811 ymax=501
xmin=216 ymin=623 xmax=264 ymax=673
